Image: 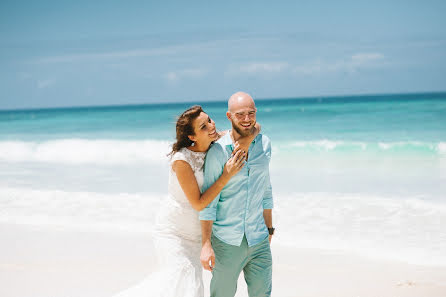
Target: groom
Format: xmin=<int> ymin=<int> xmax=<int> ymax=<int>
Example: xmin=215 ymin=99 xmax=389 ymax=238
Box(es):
xmin=199 ymin=92 xmax=274 ymax=297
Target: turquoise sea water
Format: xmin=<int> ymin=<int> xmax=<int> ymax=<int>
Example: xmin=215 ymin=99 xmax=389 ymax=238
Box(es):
xmin=1 ymin=92 xmax=446 ymax=143
xmin=1 ymin=92 xmax=446 ymax=266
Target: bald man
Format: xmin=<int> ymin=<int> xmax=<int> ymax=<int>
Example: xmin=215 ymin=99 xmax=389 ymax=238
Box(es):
xmin=199 ymin=92 xmax=274 ymax=297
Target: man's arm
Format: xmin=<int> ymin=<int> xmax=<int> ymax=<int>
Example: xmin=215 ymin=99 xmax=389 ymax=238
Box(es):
xmin=199 ymin=145 xmax=225 ymax=221
xmin=262 ymin=136 xmax=274 ymax=242
xmin=200 ymin=220 xmax=215 ymax=271
xmin=263 ymin=170 xmax=274 ymax=209
xmin=199 ymin=145 xmax=225 ymax=270
xmin=263 ymin=209 xmax=273 ymax=243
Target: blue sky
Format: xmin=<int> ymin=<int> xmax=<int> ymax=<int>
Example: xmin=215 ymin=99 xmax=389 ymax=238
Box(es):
xmin=1 ymin=0 xmax=446 ymax=109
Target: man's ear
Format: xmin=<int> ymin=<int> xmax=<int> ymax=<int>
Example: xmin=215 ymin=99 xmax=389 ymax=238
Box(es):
xmin=226 ymin=111 xmax=232 ymax=121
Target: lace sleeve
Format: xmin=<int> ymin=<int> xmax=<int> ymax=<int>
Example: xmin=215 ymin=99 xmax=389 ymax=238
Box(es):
xmin=170 ymin=148 xmax=205 ymax=173
xmin=170 ymin=149 xmax=190 ymax=167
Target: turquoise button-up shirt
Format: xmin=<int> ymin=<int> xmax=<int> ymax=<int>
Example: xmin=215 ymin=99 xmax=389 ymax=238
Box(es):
xmin=199 ymin=132 xmax=274 ymax=247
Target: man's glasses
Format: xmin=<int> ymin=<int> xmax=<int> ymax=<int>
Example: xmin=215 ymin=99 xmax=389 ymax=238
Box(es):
xmin=233 ymin=111 xmax=256 ymax=120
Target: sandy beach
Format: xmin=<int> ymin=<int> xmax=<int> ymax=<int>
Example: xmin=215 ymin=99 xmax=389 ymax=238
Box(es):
xmin=1 ymin=223 xmax=445 ymax=297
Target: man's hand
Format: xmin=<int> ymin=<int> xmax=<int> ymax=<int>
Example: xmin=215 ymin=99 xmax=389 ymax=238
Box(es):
xmin=200 ymin=241 xmax=215 ymax=271
xmin=269 ymin=234 xmax=272 ymax=244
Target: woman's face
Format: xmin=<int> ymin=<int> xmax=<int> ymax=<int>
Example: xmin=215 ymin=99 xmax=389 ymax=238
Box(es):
xmin=189 ymin=112 xmax=218 ymax=145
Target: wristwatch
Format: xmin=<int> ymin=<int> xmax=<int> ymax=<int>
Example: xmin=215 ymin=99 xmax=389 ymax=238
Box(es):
xmin=268 ymin=227 xmax=275 ymax=235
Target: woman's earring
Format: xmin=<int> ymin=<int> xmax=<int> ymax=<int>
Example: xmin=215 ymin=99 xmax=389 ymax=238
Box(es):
xmin=191 ymin=141 xmax=195 ymax=147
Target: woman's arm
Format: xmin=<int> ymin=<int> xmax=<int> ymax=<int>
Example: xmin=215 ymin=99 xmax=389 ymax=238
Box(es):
xmin=173 ymin=150 xmax=246 ymax=211
xmin=235 ymin=122 xmax=261 ymax=153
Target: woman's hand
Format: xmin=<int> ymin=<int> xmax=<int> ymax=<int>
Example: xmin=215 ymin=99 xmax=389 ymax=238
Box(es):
xmin=223 ymin=148 xmax=246 ymax=178
xmin=233 ymin=122 xmax=261 ymax=153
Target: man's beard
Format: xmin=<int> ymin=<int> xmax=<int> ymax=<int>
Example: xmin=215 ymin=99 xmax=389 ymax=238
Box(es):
xmin=231 ymin=120 xmax=256 ymax=137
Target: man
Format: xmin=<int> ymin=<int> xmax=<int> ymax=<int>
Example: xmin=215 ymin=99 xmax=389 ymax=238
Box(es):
xmin=199 ymin=91 xmax=274 ymax=297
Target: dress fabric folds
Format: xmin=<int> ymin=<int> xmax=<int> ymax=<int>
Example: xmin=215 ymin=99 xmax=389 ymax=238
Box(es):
xmin=113 ymin=148 xmax=206 ymax=297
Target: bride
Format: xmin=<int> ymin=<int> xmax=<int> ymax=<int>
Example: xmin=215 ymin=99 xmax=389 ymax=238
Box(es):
xmin=113 ymin=105 xmax=259 ymax=297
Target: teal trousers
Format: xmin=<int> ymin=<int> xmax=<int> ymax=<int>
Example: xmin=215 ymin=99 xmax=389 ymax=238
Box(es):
xmin=210 ymin=234 xmax=272 ymax=297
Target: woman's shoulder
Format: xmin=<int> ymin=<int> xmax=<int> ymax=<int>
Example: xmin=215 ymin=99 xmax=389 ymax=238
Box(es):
xmin=171 ymin=147 xmax=206 ymax=167
xmin=170 ymin=147 xmax=189 ymax=163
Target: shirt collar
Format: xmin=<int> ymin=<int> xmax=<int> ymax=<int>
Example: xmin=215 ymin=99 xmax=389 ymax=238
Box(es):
xmin=222 ymin=130 xmax=258 ymax=149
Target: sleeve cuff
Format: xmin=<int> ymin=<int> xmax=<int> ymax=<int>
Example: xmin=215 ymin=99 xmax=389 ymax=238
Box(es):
xmin=199 ymin=210 xmax=217 ymax=221
xmin=263 ymin=198 xmax=274 ymax=209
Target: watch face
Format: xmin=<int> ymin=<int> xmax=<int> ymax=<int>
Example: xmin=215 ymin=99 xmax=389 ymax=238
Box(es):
xmin=268 ymin=228 xmax=275 ymax=235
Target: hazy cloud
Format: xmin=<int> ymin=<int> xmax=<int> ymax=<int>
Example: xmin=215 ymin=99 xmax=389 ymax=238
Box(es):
xmin=37 ymin=78 xmax=56 ymax=89
xmin=226 ymin=62 xmax=289 ymax=76
xmin=350 ymin=53 xmax=385 ymax=67
xmin=165 ymin=68 xmax=208 ymax=82
xmin=29 ymin=38 xmax=239 ymax=65
xmin=31 ymin=46 xmax=187 ymax=64
xmin=293 ymin=53 xmax=385 ymax=75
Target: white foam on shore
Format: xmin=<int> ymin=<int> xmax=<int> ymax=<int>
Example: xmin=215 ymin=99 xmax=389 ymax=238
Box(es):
xmin=438 ymin=142 xmax=446 ymax=154
xmin=0 ymin=139 xmax=170 ymax=165
xmin=0 ymin=187 xmax=162 ymax=233
xmin=1 ymin=186 xmax=445 ymax=266
xmin=284 ymin=140 xmax=445 ymax=154
xmin=1 ymin=139 xmax=445 ymax=166
xmin=274 ymin=192 xmax=446 ymax=266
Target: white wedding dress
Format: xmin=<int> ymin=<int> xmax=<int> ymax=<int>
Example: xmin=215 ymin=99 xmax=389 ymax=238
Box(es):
xmin=113 ymin=147 xmax=206 ymax=297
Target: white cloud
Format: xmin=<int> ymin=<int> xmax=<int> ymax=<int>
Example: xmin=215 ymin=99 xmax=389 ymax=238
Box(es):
xmin=293 ymin=53 xmax=385 ymax=75
xmin=31 ymin=46 xmax=186 ymax=64
xmin=18 ymin=72 xmax=32 ymax=80
xmin=165 ymin=68 xmax=208 ymax=82
xmin=293 ymin=60 xmax=326 ymax=75
xmin=37 ymin=78 xmax=56 ymax=89
xmin=166 ymin=72 xmax=179 ymax=82
xmin=29 ymin=38 xmax=238 ymax=65
xmin=351 ymin=53 xmax=384 ymax=64
xmin=226 ymin=62 xmax=289 ymax=76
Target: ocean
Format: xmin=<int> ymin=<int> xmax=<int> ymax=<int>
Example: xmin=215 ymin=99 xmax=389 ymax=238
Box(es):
xmin=1 ymin=92 xmax=445 ymax=266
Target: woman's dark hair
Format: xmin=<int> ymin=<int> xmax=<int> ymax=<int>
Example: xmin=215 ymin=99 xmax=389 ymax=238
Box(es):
xmin=168 ymin=105 xmax=204 ymax=157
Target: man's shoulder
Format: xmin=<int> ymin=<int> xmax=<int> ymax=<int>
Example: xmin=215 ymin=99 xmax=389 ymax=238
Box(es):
xmin=209 ymin=139 xmax=225 ymax=153
xmin=257 ymin=133 xmax=271 ymax=147
xmin=255 ymin=134 xmax=272 ymax=160
xmin=258 ymin=133 xmax=271 ymax=143
xmin=205 ymin=141 xmax=227 ymax=162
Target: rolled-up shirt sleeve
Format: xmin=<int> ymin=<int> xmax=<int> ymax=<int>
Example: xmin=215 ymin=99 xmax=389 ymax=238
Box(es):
xmin=262 ymin=137 xmax=274 ymax=209
xmin=262 ymin=170 xmax=274 ymax=209
xmin=199 ymin=144 xmax=225 ymax=221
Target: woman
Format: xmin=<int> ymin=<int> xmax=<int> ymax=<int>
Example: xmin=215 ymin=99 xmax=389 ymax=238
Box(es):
xmin=114 ymin=105 xmax=259 ymax=297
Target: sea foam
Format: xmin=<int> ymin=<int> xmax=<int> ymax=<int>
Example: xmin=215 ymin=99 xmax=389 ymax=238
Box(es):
xmin=1 ymin=139 xmax=444 ymax=166
xmin=275 ymin=192 xmax=446 ymax=266
xmin=2 ymin=186 xmax=445 ymax=266
xmin=0 ymin=139 xmax=170 ymax=165
xmin=0 ymin=187 xmax=162 ymax=233
xmin=284 ymin=140 xmax=445 ymax=155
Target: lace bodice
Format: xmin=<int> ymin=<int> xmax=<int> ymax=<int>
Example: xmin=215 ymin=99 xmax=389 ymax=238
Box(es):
xmin=155 ymin=147 xmax=206 ymax=242
xmin=168 ymin=147 xmax=206 ymax=206
xmin=170 ymin=147 xmax=206 ymax=175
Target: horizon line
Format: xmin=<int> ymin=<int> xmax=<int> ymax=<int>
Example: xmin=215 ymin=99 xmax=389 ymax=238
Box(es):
xmin=1 ymin=90 xmax=446 ymax=112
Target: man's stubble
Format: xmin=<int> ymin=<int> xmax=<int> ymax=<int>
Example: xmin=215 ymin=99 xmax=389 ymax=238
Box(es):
xmin=231 ymin=119 xmax=257 ymax=138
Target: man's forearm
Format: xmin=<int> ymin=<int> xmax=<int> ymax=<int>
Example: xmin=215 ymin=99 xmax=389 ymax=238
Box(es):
xmin=201 ymin=220 xmax=213 ymax=246
xmin=200 ymin=220 xmax=215 ymax=271
xmin=263 ymin=209 xmax=272 ymax=228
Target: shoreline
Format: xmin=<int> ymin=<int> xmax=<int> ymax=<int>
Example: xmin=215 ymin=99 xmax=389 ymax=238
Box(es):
xmin=1 ymin=223 xmax=446 ymax=297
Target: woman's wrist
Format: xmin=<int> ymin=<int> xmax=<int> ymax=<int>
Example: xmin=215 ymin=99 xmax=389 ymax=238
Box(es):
xmin=220 ymin=170 xmax=232 ymax=182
